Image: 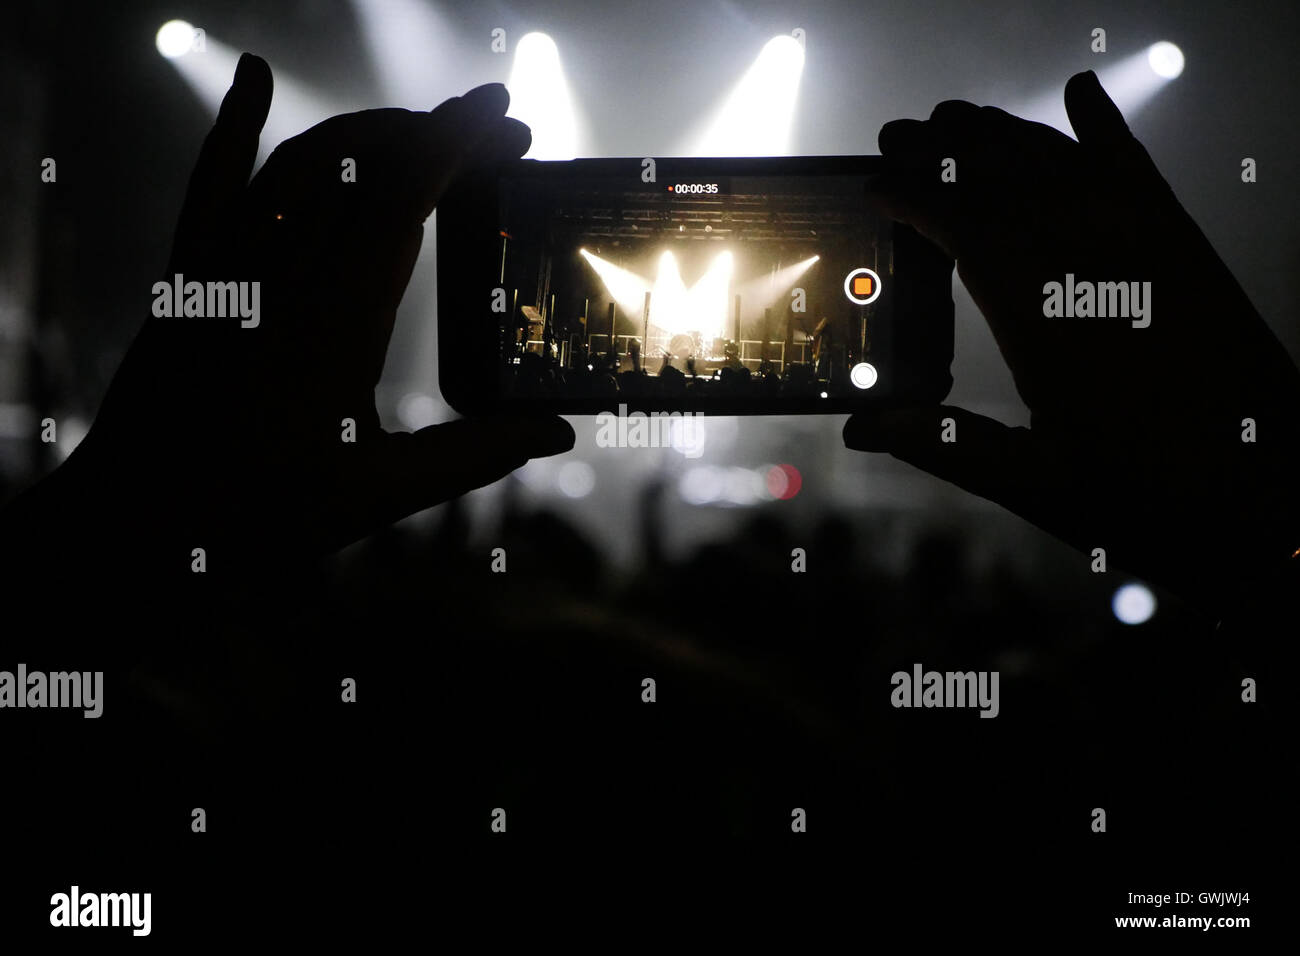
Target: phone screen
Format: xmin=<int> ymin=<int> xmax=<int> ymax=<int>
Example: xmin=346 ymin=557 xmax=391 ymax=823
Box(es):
xmin=499 ymin=165 xmax=890 ymax=400
xmin=438 ymin=157 xmax=950 ymax=415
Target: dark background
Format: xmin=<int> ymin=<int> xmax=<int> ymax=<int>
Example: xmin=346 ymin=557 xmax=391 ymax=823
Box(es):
xmin=1 ymin=0 xmax=1290 ymax=938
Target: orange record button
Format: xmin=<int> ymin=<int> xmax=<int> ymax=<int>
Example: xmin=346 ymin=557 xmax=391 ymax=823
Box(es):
xmin=843 ymin=267 xmax=883 ymax=305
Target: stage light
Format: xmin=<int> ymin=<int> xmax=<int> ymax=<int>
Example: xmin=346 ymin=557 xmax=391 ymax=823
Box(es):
xmin=684 ymin=251 xmax=734 ymax=342
xmin=1147 ymin=41 xmax=1184 ymax=79
xmin=557 ymin=461 xmax=596 ymax=498
xmin=156 ymin=20 xmax=197 ymax=59
xmin=850 ymin=362 xmax=878 ymax=389
xmin=680 ymin=466 xmax=724 ymax=505
xmin=765 ymin=464 xmax=801 ymax=500
xmin=397 ymin=392 xmax=439 ymax=430
xmin=670 ymin=416 xmax=707 ymax=458
xmin=1011 ymin=44 xmax=1184 ymax=137
xmin=721 ymin=468 xmax=766 ymax=506
xmin=690 ymin=35 xmax=805 ymax=156
xmin=1112 ymin=583 xmax=1156 ymax=625
xmin=650 ymin=250 xmax=688 ymax=335
xmin=350 ymin=0 xmax=464 ymax=108
xmin=579 ymin=249 xmax=651 ymax=317
xmin=159 ymin=34 xmax=345 ymax=164
xmin=764 ymin=464 xmax=788 ymax=499
xmin=680 ymin=467 xmax=766 ymax=506
xmin=507 ymin=32 xmax=580 ymax=159
xmin=735 ymin=254 xmax=820 ymax=318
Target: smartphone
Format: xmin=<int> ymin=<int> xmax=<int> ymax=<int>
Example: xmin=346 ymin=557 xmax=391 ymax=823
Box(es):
xmin=436 ymin=156 xmax=953 ymax=415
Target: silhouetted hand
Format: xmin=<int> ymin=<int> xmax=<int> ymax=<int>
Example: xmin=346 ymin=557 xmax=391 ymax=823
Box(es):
xmin=844 ymin=71 xmax=1300 ymax=615
xmin=51 ymin=53 xmax=573 ymax=568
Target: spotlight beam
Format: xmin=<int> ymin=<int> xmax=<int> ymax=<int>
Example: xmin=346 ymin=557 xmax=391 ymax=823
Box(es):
xmin=349 ymin=0 xmax=467 ymax=108
xmin=579 ymin=249 xmax=651 ymax=318
xmin=585 ymin=248 xmax=739 ymax=344
xmin=1008 ymin=44 xmax=1183 ymax=137
xmin=689 ymin=36 xmax=805 ymax=157
xmin=684 ymin=251 xmax=734 ymax=342
xmin=158 ymin=34 xmax=349 ymax=164
xmin=506 ymin=32 xmax=581 ymax=159
xmin=650 ymin=251 xmax=688 ymax=335
xmin=734 ymin=254 xmax=820 ymax=322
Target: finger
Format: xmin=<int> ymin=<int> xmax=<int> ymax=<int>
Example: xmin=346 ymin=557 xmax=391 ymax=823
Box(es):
xmin=933 ymin=100 xmax=1067 ymax=144
xmin=477 ymin=116 xmax=532 ymax=162
xmin=248 ymin=86 xmax=515 ymax=231
xmin=415 ymin=83 xmax=519 ymax=219
xmin=1064 ymin=70 xmax=1132 ymax=147
xmin=877 ymin=117 xmax=946 ymax=167
xmin=170 ymin=53 xmax=272 ymax=269
xmin=1064 ymin=70 xmax=1174 ymax=196
xmin=844 ymin=405 xmax=1039 ymax=514
xmin=928 ymin=99 xmax=984 ymax=131
xmin=872 ymin=115 xmax=960 ymax=255
xmin=349 ymin=416 xmax=576 ymax=541
xmin=864 ymin=172 xmax=959 ymax=258
xmin=408 ymin=112 xmax=531 ymax=226
xmin=879 ymin=104 xmax=1017 ymax=167
xmin=245 ymin=92 xmax=521 ymax=350
xmin=872 ymin=106 xmax=1008 ymax=259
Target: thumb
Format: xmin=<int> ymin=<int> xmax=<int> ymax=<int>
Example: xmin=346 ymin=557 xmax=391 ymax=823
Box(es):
xmin=844 ymin=405 xmax=1039 ymax=513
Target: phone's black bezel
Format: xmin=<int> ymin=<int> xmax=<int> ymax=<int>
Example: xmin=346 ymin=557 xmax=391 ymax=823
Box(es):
xmin=436 ymin=156 xmax=953 ymax=416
